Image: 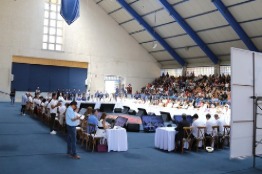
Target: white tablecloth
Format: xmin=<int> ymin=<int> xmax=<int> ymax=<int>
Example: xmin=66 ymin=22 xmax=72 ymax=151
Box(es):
xmin=155 ymin=127 xmax=176 ymax=151
xmin=106 ymin=127 xmax=128 ymax=152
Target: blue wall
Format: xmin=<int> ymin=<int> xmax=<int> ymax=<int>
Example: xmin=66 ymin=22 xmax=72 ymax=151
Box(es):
xmin=11 ymin=63 xmax=87 ymax=92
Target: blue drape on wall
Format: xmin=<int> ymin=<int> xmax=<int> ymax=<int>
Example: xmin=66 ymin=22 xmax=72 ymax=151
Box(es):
xmin=60 ymin=0 xmax=80 ymax=25
xmin=11 ymin=63 xmax=87 ymax=92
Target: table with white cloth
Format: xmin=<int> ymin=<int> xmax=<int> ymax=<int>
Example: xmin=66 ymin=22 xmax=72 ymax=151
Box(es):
xmin=106 ymin=127 xmax=128 ymax=152
xmin=155 ymin=127 xmax=176 ymax=152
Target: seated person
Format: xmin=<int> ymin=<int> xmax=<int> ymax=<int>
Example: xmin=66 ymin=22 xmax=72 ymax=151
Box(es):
xmin=98 ymin=112 xmax=110 ymax=129
xmin=191 ymin=114 xmax=205 ymax=150
xmin=58 ymin=102 xmax=67 ymax=125
xmin=175 ymin=113 xmax=190 ymax=152
xmin=84 ymin=106 xmax=93 ymax=119
xmin=97 ymin=113 xmax=110 ymax=143
xmin=87 ymin=109 xmax=99 ymax=134
xmin=205 ymin=113 xmax=215 ymax=146
xmin=214 ymin=114 xmax=224 ymax=136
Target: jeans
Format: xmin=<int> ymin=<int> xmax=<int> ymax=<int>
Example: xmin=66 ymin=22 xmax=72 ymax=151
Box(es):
xmin=50 ymin=113 xmax=56 ymax=132
xmin=67 ymin=125 xmax=77 ymax=156
xmin=21 ymin=105 xmax=26 ymax=114
xmin=10 ymin=97 xmax=15 ymax=104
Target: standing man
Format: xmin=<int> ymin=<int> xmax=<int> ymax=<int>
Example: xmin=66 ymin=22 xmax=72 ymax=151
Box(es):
xmin=126 ymin=84 xmax=132 ymax=98
xmin=223 ymin=104 xmax=231 ymax=125
xmin=49 ymin=93 xmax=61 ymax=135
xmin=86 ymin=90 xmax=90 ymax=101
xmin=35 ymin=87 xmax=41 ymax=95
xmin=66 ymin=101 xmax=81 ymax=159
xmin=21 ymin=92 xmax=28 ymax=115
xmin=10 ymin=88 xmax=16 ymax=105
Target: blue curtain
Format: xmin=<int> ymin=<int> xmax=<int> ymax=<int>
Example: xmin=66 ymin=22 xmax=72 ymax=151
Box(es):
xmin=12 ymin=63 xmax=87 ymax=92
xmin=60 ymin=0 xmax=80 ymax=25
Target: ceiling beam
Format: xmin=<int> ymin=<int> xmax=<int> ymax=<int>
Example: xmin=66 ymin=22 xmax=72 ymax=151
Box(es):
xmin=212 ymin=0 xmax=258 ymax=52
xmin=159 ymin=0 xmax=219 ymax=64
xmin=117 ymin=0 xmax=186 ymax=67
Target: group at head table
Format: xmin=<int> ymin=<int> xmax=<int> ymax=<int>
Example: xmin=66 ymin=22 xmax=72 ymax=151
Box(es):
xmin=174 ymin=112 xmax=230 ymax=152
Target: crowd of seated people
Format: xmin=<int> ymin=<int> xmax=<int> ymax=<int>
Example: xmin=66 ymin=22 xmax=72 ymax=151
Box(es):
xmin=135 ymin=72 xmax=230 ymax=104
xmin=132 ymin=73 xmax=230 ymax=111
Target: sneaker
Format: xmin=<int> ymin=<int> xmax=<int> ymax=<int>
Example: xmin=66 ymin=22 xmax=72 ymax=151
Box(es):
xmin=71 ymin=155 xmax=80 ymax=159
xmin=50 ymin=130 xmax=56 ymax=135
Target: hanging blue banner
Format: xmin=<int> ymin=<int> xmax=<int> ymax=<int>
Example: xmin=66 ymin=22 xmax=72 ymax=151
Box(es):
xmin=60 ymin=0 xmax=80 ymax=25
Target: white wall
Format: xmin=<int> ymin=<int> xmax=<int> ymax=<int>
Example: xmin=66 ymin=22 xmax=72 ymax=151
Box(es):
xmin=0 ymin=0 xmax=161 ymax=101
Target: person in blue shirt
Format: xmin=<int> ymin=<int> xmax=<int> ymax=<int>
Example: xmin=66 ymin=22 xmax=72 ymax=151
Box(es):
xmin=87 ymin=109 xmax=99 ymax=133
xmin=65 ymin=101 xmax=80 ymax=159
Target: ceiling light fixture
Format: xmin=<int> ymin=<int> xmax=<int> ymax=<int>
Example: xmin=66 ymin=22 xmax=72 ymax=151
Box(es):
xmin=153 ymin=42 xmax=158 ymax=49
xmin=152 ymin=11 xmax=158 ymax=49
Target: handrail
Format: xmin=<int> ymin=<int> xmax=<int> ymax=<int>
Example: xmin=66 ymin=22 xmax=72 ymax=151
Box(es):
xmin=0 ymin=90 xmax=9 ymax=95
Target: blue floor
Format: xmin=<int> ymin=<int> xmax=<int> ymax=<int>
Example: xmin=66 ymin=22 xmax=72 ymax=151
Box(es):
xmin=0 ymin=102 xmax=261 ymax=174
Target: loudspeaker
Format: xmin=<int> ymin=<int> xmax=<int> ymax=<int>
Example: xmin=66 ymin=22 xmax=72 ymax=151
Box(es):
xmin=160 ymin=111 xmax=172 ymax=122
xmin=114 ymin=108 xmax=122 ymax=113
xmin=126 ymin=123 xmax=140 ymax=132
xmin=128 ymin=109 xmax=136 ymax=115
xmin=137 ymin=108 xmax=147 ymax=117
xmin=122 ymin=106 xmax=130 ymax=114
xmin=79 ymin=103 xmax=95 ymax=109
xmin=100 ymin=103 xmax=115 ymax=113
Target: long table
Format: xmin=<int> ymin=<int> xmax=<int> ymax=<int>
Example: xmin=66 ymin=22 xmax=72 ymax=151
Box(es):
xmin=64 ymin=99 xmax=229 ymax=123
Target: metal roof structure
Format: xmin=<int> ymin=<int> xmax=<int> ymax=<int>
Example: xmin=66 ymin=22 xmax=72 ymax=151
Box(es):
xmin=93 ymin=0 xmax=262 ymax=68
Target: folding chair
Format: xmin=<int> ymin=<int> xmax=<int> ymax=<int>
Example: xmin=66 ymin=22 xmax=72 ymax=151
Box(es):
xmin=205 ymin=132 xmax=214 ymax=148
xmin=79 ymin=120 xmax=89 ymax=150
xmin=181 ymin=127 xmax=193 ymax=153
xmin=222 ymin=125 xmax=231 ymax=148
xmin=87 ymin=123 xmax=103 ymax=152
xmin=195 ymin=126 xmax=206 ymax=152
xmin=211 ymin=126 xmax=220 ymax=149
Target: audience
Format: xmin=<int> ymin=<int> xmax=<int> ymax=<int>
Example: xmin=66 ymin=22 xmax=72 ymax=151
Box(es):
xmin=19 ymin=72 xmax=232 ymax=153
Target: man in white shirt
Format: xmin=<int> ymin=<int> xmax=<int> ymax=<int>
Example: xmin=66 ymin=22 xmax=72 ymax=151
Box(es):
xmin=49 ymin=93 xmax=61 ymax=135
xmin=191 ymin=114 xmax=205 ymax=151
xmin=205 ymin=113 xmax=215 ymax=146
xmin=192 ymin=114 xmax=205 ymax=138
xmin=27 ymin=93 xmax=33 ymax=111
xmin=58 ymin=102 xmax=67 ymax=126
xmin=214 ymin=114 xmax=224 ymax=135
xmin=20 ymin=92 xmax=28 ymax=115
xmin=223 ymin=105 xmax=231 ymax=125
xmin=214 ymin=114 xmax=226 ymax=148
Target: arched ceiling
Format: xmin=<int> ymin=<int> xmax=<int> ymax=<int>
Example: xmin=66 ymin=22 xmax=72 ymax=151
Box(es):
xmin=93 ymin=0 xmax=262 ymax=68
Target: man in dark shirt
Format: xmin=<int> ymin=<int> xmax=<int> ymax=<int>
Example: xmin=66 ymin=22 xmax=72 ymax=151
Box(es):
xmin=175 ymin=114 xmax=190 ymax=152
xmin=10 ymin=89 xmax=16 ymax=105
